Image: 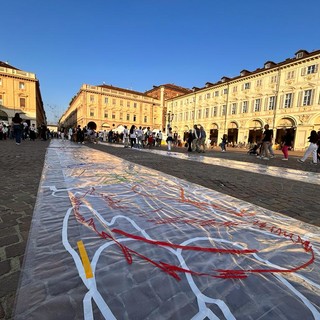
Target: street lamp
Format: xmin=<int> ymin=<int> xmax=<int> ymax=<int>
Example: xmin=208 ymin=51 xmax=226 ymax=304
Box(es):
xmin=166 ymin=111 xmax=174 ymax=131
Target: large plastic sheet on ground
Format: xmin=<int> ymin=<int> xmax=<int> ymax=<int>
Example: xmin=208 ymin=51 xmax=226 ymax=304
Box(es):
xmin=14 ymin=140 xmax=320 ymax=319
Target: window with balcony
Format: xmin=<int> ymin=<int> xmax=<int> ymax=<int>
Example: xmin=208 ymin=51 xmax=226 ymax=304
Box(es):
xmin=284 ymin=93 xmax=293 ymax=108
xmin=254 ymin=99 xmax=261 ymax=112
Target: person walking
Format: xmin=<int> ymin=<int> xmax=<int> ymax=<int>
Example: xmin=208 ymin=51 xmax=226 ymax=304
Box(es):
xmin=297 ymin=130 xmax=318 ymax=164
xmin=29 ymin=124 xmax=37 ymax=141
xmin=166 ymin=127 xmax=173 ymax=151
xmin=11 ymin=113 xmax=23 ymax=145
xmin=129 ymin=125 xmax=136 ymax=148
xmin=258 ymin=124 xmax=273 ymax=160
xmin=281 ymin=129 xmax=293 ymax=160
xmin=199 ymin=126 xmax=206 ymax=153
xmin=220 ymin=134 xmax=228 ymax=152
xmin=123 ymin=125 xmax=129 ymax=148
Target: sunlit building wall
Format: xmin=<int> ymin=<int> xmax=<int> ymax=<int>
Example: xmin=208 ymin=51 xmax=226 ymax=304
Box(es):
xmin=166 ymin=49 xmax=320 ymax=150
xmin=59 ymin=84 xmax=162 ymax=132
xmin=0 ymin=61 xmax=46 ymax=127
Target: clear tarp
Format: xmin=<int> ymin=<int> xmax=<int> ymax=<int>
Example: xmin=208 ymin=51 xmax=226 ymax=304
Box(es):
xmin=14 ymin=140 xmax=320 ymax=319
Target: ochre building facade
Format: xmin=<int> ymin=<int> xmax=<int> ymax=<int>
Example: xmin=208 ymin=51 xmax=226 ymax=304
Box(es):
xmin=166 ymin=49 xmax=320 ymax=150
xmin=59 ymin=83 xmax=190 ymax=132
xmin=0 ymin=61 xmax=46 ymax=127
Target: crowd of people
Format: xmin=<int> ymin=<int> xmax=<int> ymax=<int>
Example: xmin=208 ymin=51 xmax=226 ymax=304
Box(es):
xmin=0 ymin=113 xmax=50 ymax=144
xmin=6 ymin=115 xmax=319 ymax=164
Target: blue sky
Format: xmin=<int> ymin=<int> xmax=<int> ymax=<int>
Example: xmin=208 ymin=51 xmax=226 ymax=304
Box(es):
xmin=2 ymin=0 xmax=320 ymax=123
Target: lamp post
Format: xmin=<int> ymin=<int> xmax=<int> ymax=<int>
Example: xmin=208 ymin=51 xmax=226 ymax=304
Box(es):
xmin=166 ymin=111 xmax=174 ymax=132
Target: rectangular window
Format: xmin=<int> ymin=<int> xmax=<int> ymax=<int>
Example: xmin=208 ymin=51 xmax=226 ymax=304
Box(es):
xmin=287 ymin=71 xmax=294 ymax=80
xmin=307 ymin=65 xmax=317 ymax=74
xmin=256 ymin=79 xmax=262 ymax=86
xmin=223 ymin=88 xmax=228 ymax=94
xmin=214 ymin=91 xmax=219 ymax=97
xmin=231 ymin=103 xmax=237 ymax=115
xmin=133 ymin=102 xmax=137 ymax=108
xmin=244 ymin=82 xmax=250 ymax=90
xmin=303 ymin=90 xmax=312 ymax=106
xmin=104 ymin=111 xmax=108 ymax=118
xmin=242 ymin=101 xmax=248 ymax=113
xmin=270 ymin=75 xmax=277 ymax=83
xmin=198 ymin=109 xmax=202 ymax=119
xmin=126 ymin=114 xmax=130 ymax=121
xmin=198 ymin=95 xmax=202 ymax=101
xmin=19 ymin=82 xmax=25 ymax=89
xmin=20 ymin=98 xmax=26 ymax=108
xmin=112 ymin=99 xmax=116 ymax=105
xmin=185 ymin=111 xmax=188 ymax=121
xmin=119 ymin=112 xmax=123 ymax=120
xmin=90 ymin=95 xmax=94 ymax=102
xmin=112 ymin=114 xmax=115 ymax=119
xmin=206 ymin=93 xmax=211 ymax=99
xmin=120 ymin=100 xmax=123 ymax=106
xmin=144 ymin=116 xmax=147 ymax=122
xmin=213 ymin=106 xmax=217 ymax=117
xmin=127 ymin=101 xmax=130 ymax=107
xmin=254 ymin=99 xmax=261 ymax=112
xmin=104 ymin=97 xmax=108 ymax=104
xmin=284 ymin=93 xmax=293 ymax=108
xmin=90 ymin=109 xmax=94 ymax=117
xmin=133 ymin=115 xmax=136 ymax=122
xmin=232 ymin=86 xmax=238 ymax=93
xmin=191 ymin=111 xmax=194 ymax=120
xmin=205 ymin=108 xmax=209 ymax=118
xmin=221 ymin=105 xmax=226 ymax=116
xmin=268 ymin=96 xmax=276 ymax=110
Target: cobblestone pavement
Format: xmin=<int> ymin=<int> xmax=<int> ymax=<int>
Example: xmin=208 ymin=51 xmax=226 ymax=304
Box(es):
xmin=0 ymin=139 xmax=319 ymax=319
xmin=0 ymin=139 xmax=49 ymax=320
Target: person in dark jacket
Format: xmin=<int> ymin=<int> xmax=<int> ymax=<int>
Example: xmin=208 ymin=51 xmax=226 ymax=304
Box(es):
xmin=297 ymin=130 xmax=318 ymax=164
xmin=281 ymin=129 xmax=293 ymax=160
xmin=11 ymin=113 xmax=23 ymax=145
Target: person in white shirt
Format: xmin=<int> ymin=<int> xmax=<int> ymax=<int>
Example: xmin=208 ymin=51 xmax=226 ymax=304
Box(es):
xmin=123 ymin=125 xmax=129 ymax=148
xmin=135 ymin=126 xmax=143 ymax=148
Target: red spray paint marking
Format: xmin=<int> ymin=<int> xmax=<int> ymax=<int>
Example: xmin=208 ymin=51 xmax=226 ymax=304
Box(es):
xmin=69 ymin=188 xmax=315 ymax=280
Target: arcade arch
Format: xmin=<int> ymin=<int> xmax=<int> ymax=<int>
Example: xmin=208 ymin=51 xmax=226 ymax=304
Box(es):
xmin=227 ymin=121 xmax=239 ymax=146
